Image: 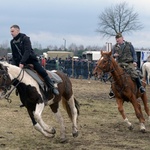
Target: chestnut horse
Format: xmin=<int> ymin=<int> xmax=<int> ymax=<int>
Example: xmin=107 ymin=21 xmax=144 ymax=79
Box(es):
xmin=93 ymin=51 xmax=150 ymax=132
xmin=0 ymin=61 xmax=79 ymax=143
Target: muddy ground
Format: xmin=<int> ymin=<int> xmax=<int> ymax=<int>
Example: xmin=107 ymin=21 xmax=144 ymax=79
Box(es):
xmin=0 ymin=78 xmax=150 ymax=150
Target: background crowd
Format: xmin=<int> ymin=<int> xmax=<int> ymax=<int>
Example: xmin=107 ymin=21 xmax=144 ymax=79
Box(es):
xmin=39 ymin=56 xmax=97 ymax=80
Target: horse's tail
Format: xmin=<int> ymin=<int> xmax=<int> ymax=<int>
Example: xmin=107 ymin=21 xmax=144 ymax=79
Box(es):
xmin=62 ymin=96 xmax=80 ymax=121
xmin=74 ymin=97 xmax=80 ymax=116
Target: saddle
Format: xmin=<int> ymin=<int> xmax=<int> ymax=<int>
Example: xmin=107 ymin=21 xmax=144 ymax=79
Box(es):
xmin=119 ymin=63 xmax=143 ymax=79
xmin=24 ymin=65 xmax=62 ymax=91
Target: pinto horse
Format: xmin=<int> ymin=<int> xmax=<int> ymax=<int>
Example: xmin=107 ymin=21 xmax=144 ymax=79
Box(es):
xmin=0 ymin=61 xmax=79 ymax=143
xmin=93 ymin=51 xmax=150 ymax=132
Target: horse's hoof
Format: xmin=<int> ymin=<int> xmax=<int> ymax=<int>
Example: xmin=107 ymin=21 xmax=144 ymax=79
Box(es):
xmin=128 ymin=125 xmax=133 ymax=130
xmin=50 ymin=127 xmax=56 ymax=134
xmin=46 ymin=127 xmax=56 ymax=134
xmin=72 ymin=131 xmax=79 ymax=137
xmin=45 ymin=133 xmax=55 ymax=138
xmin=140 ymin=128 xmax=146 ymax=133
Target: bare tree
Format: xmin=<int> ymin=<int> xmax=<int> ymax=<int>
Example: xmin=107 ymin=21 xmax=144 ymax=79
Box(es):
xmin=97 ymin=2 xmax=143 ymax=37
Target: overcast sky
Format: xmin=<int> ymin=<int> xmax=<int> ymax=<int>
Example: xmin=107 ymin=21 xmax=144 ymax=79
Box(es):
xmin=1 ymin=0 xmax=150 ymax=49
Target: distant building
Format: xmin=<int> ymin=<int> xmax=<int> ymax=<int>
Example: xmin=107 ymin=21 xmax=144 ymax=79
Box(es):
xmin=47 ymin=51 xmax=74 ymax=60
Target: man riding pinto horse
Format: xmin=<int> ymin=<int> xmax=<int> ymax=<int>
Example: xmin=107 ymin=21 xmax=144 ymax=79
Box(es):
xmin=109 ymin=32 xmax=145 ymax=98
xmin=10 ymin=25 xmax=59 ymax=101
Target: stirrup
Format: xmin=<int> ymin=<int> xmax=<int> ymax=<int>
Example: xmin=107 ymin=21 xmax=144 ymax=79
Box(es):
xmin=109 ymin=91 xmax=115 ymax=99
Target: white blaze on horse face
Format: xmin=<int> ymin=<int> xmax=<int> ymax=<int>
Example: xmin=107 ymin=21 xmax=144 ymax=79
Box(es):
xmin=100 ymin=56 xmax=104 ymax=60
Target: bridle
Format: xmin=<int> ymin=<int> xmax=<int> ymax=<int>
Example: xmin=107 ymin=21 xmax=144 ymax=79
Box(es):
xmin=96 ymin=56 xmax=126 ymax=80
xmin=0 ymin=70 xmax=11 ymax=92
xmin=96 ymin=56 xmax=114 ymax=73
xmin=0 ymin=68 xmax=25 ymax=103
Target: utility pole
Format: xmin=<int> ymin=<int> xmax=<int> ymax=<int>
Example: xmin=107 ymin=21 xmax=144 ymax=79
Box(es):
xmin=63 ymin=38 xmax=66 ymax=50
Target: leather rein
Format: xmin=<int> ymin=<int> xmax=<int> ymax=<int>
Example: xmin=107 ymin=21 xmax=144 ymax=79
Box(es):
xmin=96 ymin=57 xmax=115 ymax=73
xmin=97 ymin=56 xmax=126 ymax=81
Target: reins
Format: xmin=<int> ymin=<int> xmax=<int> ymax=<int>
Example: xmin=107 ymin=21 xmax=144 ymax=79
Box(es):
xmin=108 ymin=58 xmax=131 ymax=93
xmin=97 ymin=55 xmax=127 ymax=90
xmin=4 ymin=68 xmax=25 ymax=103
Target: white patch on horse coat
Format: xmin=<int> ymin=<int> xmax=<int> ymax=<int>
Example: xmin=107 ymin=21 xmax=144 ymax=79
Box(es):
xmin=34 ymin=103 xmax=51 ymax=131
xmin=0 ymin=62 xmax=42 ymax=96
xmin=51 ymin=70 xmax=57 ymax=73
xmin=124 ymin=118 xmax=132 ymax=127
xmin=34 ymin=123 xmax=54 ymax=138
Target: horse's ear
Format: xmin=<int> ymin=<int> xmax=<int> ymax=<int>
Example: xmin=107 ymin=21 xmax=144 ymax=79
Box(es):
xmin=109 ymin=50 xmax=112 ymax=56
xmin=100 ymin=50 xmax=103 ymax=55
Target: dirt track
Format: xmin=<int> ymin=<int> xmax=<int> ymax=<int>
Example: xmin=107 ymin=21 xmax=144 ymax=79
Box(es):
xmin=0 ymin=78 xmax=150 ymax=150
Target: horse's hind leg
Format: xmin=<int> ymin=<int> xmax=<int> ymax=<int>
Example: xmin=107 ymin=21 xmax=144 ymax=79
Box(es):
xmin=66 ymin=95 xmax=79 ymax=137
xmin=50 ymin=102 xmax=67 ymax=143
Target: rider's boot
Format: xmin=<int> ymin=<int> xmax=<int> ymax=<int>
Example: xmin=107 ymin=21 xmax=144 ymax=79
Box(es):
xmin=44 ymin=75 xmax=59 ymax=95
xmin=135 ymin=77 xmax=145 ymax=94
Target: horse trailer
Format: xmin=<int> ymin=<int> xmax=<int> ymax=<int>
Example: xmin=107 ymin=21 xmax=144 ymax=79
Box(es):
xmin=82 ymin=51 xmax=101 ymax=61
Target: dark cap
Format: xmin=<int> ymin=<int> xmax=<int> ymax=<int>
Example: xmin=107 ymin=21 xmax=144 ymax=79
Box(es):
xmin=115 ymin=32 xmax=122 ymax=39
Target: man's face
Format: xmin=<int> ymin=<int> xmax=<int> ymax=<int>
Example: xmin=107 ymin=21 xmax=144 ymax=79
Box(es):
xmin=10 ymin=27 xmax=20 ymax=38
xmin=116 ymin=37 xmax=123 ymax=44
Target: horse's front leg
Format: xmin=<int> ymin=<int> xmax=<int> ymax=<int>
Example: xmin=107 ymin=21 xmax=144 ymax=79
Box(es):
xmin=34 ymin=123 xmax=55 ymax=138
xmin=116 ymin=98 xmax=133 ymax=130
xmin=34 ymin=103 xmax=56 ymax=136
xmin=140 ymin=93 xmax=150 ymax=123
xmin=26 ymin=106 xmax=55 ymax=138
xmin=131 ymin=98 xmax=146 ymax=132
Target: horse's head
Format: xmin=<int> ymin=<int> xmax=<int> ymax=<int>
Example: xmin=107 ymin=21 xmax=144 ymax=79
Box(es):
xmin=93 ymin=50 xmax=113 ymax=77
xmin=0 ymin=63 xmax=12 ymax=99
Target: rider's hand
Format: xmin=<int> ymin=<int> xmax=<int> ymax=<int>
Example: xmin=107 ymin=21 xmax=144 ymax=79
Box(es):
xmin=133 ymin=62 xmax=137 ymax=67
xmin=114 ymin=53 xmax=119 ymax=57
xmin=19 ymin=64 xmax=24 ymax=68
